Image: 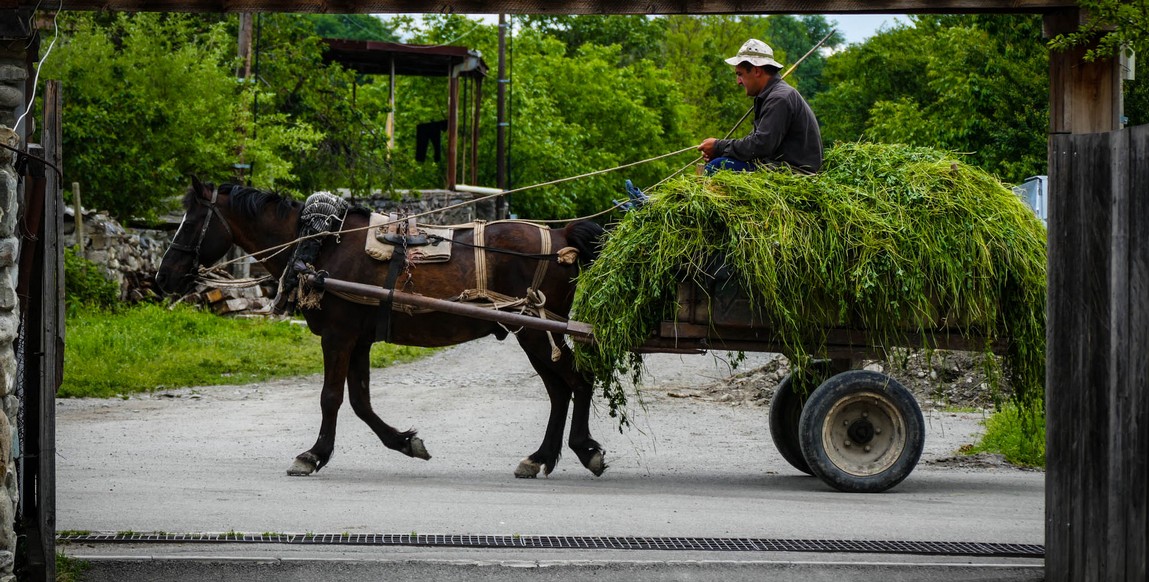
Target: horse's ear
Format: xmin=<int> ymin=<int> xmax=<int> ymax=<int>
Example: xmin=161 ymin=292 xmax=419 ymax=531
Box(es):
xmin=190 ymin=175 xmax=208 ymax=199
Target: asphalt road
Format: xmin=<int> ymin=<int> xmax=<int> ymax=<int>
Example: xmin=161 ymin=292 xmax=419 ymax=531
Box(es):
xmin=56 ymin=336 xmax=1045 ymax=579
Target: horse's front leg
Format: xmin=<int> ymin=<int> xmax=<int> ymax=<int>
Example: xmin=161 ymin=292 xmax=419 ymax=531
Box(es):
xmin=513 ymin=332 xmax=606 ymax=478
xmin=287 ymin=334 xmax=351 ymax=476
xmin=345 ymin=338 xmax=431 ymax=460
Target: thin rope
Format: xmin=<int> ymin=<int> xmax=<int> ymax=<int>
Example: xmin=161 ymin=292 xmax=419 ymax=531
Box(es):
xmin=205 ymin=145 xmax=697 ymax=271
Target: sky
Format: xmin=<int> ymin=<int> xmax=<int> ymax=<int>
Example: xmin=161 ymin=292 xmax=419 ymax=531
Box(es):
xmin=826 ymin=14 xmax=907 ymax=44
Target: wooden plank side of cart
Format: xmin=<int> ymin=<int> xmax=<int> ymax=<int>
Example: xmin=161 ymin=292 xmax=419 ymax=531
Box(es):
xmin=309 ymin=274 xmax=1004 ymax=358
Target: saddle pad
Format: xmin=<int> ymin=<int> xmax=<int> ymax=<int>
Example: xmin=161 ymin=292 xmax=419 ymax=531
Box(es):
xmin=365 ymin=213 xmax=454 ymax=263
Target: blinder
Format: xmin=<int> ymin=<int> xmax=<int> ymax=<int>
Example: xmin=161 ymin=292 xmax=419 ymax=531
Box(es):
xmin=165 ymin=187 xmax=234 ymax=268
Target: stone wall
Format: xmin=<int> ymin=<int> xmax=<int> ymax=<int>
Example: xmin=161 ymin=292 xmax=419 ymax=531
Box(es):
xmin=0 ymin=37 xmax=24 ymax=582
xmin=64 ymin=210 xmax=172 ymax=298
xmin=0 ymin=126 xmax=18 ymax=582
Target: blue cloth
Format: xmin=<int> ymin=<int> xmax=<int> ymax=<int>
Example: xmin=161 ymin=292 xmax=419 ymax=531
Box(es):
xmin=704 ymin=157 xmax=757 ymax=175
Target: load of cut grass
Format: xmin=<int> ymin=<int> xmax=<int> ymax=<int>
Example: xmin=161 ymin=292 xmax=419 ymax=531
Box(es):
xmin=572 ymin=142 xmax=1046 ymax=426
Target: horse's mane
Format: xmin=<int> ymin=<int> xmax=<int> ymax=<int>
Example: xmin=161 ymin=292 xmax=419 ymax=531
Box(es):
xmin=182 ymin=182 xmax=299 ymax=220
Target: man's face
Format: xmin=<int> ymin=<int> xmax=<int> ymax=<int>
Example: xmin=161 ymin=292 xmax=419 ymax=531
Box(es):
xmin=735 ymin=64 xmax=767 ymax=97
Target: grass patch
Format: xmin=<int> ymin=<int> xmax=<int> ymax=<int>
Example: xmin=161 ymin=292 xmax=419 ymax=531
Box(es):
xmin=967 ymin=402 xmax=1046 ymax=467
xmin=574 ymin=143 xmax=1046 ymax=426
xmin=56 ymin=551 xmax=89 ymax=582
xmin=61 ymin=303 xmax=432 ymax=398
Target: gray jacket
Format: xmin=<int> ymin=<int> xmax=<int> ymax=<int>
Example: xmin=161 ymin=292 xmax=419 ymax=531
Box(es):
xmin=713 ymin=77 xmax=823 ymax=173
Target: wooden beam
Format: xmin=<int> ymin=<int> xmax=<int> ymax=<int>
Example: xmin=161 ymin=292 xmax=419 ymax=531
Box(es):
xmin=3 ymin=0 xmax=1076 ymax=14
xmin=1046 ymin=8 xmax=1122 ymax=134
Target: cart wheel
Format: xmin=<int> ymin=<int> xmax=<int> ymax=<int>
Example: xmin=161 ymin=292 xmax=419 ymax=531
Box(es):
xmin=798 ymin=370 xmax=924 ymax=493
xmin=769 ymin=374 xmax=818 ymax=475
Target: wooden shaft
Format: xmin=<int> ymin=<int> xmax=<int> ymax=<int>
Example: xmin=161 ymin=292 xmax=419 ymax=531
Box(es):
xmin=305 ymin=274 xmax=593 ymax=339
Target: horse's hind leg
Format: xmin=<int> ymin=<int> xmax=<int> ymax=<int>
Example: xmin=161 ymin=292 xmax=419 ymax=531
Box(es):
xmin=287 ymin=334 xmax=351 ymax=476
xmin=346 ymin=338 xmax=431 ymax=460
xmin=566 ymin=362 xmax=606 ymax=476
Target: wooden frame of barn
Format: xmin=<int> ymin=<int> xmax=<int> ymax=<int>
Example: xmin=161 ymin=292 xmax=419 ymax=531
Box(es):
xmin=0 ymin=2 xmax=1141 ymax=581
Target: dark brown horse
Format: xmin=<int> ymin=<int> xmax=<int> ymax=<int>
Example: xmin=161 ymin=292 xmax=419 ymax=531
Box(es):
xmin=156 ymin=178 xmax=607 ymax=478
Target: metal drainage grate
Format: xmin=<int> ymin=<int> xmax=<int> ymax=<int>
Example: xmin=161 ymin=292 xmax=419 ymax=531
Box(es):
xmin=58 ymin=532 xmax=1044 ymax=558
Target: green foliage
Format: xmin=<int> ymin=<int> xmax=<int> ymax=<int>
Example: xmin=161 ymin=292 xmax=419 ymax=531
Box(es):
xmin=518 ymin=15 xmax=668 ymax=65
xmin=573 ymin=143 xmax=1047 ymax=426
xmin=302 ymin=14 xmax=400 ymax=41
xmin=1047 ymin=0 xmax=1148 ymax=61
xmin=64 ymin=247 xmax=120 ymax=312
xmin=42 ymin=12 xmax=322 ymax=220
xmin=61 ymin=303 xmax=432 ymax=398
xmin=814 ymin=15 xmax=1048 ymax=183
xmin=967 ymin=402 xmax=1046 ymax=467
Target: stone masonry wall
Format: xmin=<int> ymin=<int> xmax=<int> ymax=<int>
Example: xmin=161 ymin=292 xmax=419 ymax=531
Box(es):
xmin=0 ymin=42 xmax=25 ymax=582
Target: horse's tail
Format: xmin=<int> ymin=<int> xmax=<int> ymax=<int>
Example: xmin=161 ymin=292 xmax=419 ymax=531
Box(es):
xmin=563 ymin=221 xmax=606 ymax=265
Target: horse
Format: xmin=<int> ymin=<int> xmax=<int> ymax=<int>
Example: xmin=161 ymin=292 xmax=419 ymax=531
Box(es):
xmin=156 ymin=177 xmax=608 ymax=479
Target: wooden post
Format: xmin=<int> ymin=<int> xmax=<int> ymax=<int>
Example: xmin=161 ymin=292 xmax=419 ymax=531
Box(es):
xmin=471 ymin=77 xmax=481 ymax=186
xmin=386 ymin=56 xmax=395 ymax=151
xmin=1045 ymin=8 xmax=1122 ymax=135
xmin=496 ymin=14 xmax=508 ymax=218
xmin=237 ymin=13 xmax=253 ymax=79
xmin=71 ymin=182 xmax=83 ymax=256
xmin=447 ymin=67 xmax=459 ymax=191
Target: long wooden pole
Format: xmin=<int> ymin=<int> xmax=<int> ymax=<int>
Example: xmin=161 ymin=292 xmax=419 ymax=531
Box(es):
xmin=304 ymin=274 xmax=593 ymax=339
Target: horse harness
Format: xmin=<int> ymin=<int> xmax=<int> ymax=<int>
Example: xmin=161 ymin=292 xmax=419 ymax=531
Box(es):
xmin=168 ymin=187 xmax=233 ymax=269
xmin=291 ymin=206 xmax=573 ymax=360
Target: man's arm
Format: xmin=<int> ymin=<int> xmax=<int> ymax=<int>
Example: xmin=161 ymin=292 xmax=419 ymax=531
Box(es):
xmin=718 ymin=93 xmax=793 ymax=163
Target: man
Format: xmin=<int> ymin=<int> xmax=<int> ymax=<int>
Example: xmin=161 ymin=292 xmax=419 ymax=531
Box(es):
xmin=698 ymin=39 xmax=823 ymax=174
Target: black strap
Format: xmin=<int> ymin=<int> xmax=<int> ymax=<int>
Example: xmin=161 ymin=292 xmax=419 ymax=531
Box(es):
xmin=375 ymin=248 xmax=407 ymax=343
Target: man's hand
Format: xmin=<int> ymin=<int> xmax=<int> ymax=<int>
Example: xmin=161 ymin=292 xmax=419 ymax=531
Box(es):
xmin=698 ymin=138 xmax=718 ymax=161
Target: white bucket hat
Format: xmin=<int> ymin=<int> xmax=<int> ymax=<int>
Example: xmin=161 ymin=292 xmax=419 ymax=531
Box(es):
xmin=724 ymin=39 xmax=783 ymax=69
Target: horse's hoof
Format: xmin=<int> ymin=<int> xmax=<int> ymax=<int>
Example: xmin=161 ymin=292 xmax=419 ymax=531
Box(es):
xmin=587 ymin=450 xmax=607 ymax=477
xmin=287 ymin=453 xmax=319 ymax=476
xmin=514 ymin=458 xmax=542 ymax=479
xmin=405 ymin=436 xmax=432 ymax=460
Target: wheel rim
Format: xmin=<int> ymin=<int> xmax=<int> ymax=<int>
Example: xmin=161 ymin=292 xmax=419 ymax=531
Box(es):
xmin=819 ymin=390 xmax=905 ymax=477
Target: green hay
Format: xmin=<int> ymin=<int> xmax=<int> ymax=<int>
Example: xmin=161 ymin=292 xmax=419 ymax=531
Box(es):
xmin=572 ymin=142 xmax=1047 ymax=427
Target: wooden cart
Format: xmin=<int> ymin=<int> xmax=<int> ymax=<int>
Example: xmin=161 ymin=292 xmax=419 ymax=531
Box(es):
xmin=307 ymin=273 xmax=1003 ymax=493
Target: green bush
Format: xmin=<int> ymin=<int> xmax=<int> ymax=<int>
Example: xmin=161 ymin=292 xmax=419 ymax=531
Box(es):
xmin=64 ymin=247 xmax=120 ymax=312
xmin=967 ymin=403 xmax=1046 ymax=468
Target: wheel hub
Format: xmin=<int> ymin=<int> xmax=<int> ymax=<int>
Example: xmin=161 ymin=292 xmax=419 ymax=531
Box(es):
xmin=819 ymin=391 xmax=906 ymax=477
xmin=846 ymin=418 xmax=875 ymax=444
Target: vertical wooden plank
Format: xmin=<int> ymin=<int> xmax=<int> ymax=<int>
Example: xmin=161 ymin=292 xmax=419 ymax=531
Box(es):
xmin=1120 ymin=124 xmax=1149 ymax=579
xmin=1046 ymin=131 xmax=1116 ymax=581
xmin=1045 ymin=133 xmax=1071 ymax=581
xmin=1106 ymin=128 xmax=1129 ymax=578
xmin=446 ymin=71 xmax=459 ymax=191
xmin=38 ymin=78 xmax=61 ymax=582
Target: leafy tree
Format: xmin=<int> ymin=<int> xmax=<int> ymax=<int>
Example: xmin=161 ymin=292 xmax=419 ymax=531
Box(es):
xmin=1047 ymin=0 xmax=1148 ymax=61
xmin=814 ymin=15 xmax=1048 ymax=182
xmin=42 ymin=12 xmax=319 ymax=220
xmin=517 ymin=15 xmax=667 ymax=65
xmin=302 ymin=14 xmax=400 ymax=42
xmin=398 ymin=16 xmax=693 ymax=219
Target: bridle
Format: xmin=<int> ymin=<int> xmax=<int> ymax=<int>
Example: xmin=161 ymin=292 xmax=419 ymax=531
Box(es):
xmin=163 ymin=187 xmax=234 ymax=269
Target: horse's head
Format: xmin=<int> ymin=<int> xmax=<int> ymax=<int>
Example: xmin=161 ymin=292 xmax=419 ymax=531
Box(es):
xmin=156 ymin=177 xmax=236 ymax=295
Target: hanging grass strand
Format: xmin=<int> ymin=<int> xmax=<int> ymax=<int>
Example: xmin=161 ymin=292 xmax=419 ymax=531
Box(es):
xmin=572 ymin=143 xmax=1047 ymax=426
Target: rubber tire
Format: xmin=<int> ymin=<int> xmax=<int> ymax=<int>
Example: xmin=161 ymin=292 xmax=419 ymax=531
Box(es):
xmin=798 ymin=370 xmax=925 ymax=493
xmin=768 ymin=374 xmax=814 ymax=475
